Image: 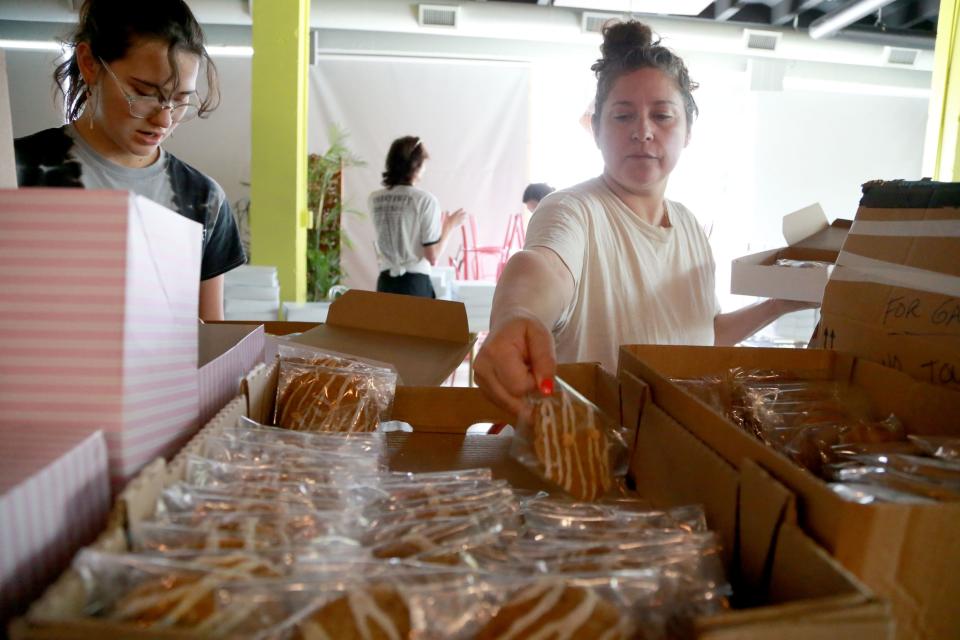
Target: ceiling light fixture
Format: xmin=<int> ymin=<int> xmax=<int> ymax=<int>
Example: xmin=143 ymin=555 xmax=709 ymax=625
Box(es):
xmin=808 ymin=0 xmax=898 ymax=40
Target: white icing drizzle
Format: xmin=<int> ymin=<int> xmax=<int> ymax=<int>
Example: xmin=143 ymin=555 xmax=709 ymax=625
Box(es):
xmin=526 ymin=587 xmax=599 ymax=640
xmin=299 ymin=619 xmax=334 ymax=640
xmin=347 ymin=589 xmax=403 ymax=640
xmin=499 ymin=584 xmax=565 ymax=640
xmin=537 ymin=387 xmax=608 ymax=499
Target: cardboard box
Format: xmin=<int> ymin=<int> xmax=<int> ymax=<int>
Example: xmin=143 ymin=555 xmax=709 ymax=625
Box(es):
xmin=819 ymin=180 xmax=960 ymax=389
xmin=197 ymin=322 xmax=265 ymax=426
xmin=14 ymin=364 xmax=889 ymax=638
xmin=618 ymin=344 xmax=960 ymax=640
xmin=286 ymin=289 xmax=474 ymax=386
xmin=0 ymin=427 xmax=110 ymax=630
xmin=732 ymin=204 xmax=852 ymax=303
xmin=0 ymin=189 xmax=202 ymax=486
xmin=0 ymin=49 xmax=15 ymax=188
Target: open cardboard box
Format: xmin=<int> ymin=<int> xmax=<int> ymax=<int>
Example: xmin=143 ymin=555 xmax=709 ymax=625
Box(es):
xmin=732 ymin=204 xmax=852 ymax=303
xmin=12 ymin=363 xmax=889 ymax=638
xmin=618 ymin=344 xmax=960 ymax=640
xmin=818 ymin=179 xmax=960 ymax=388
xmin=214 ymin=289 xmax=475 ymax=387
xmin=238 ymin=360 xmax=889 ymax=638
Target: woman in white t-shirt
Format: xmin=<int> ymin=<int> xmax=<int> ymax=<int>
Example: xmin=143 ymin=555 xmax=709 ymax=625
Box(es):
xmin=369 ymin=136 xmax=466 ymax=298
xmin=475 ymin=20 xmax=810 ymax=416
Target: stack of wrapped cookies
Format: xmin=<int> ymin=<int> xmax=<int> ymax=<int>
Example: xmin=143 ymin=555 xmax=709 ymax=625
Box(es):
xmin=37 ymin=345 xmax=730 ymax=638
xmin=673 ymin=368 xmax=960 ymax=503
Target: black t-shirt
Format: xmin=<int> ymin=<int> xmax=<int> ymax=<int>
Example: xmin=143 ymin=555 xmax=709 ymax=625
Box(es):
xmin=15 ymin=126 xmax=246 ymax=280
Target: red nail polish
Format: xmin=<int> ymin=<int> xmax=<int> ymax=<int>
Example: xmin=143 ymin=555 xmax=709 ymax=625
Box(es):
xmin=539 ymin=378 xmax=554 ymax=396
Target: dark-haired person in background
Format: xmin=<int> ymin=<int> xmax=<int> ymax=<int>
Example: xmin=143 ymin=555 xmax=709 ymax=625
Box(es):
xmin=475 ymin=20 xmax=810 ymax=416
xmin=14 ymin=0 xmax=245 ymax=321
xmin=522 ymin=182 xmax=555 ymax=214
xmin=369 ymin=136 xmax=466 ymax=298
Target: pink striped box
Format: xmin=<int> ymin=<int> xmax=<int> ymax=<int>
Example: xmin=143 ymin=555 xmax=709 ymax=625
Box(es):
xmin=197 ymin=322 xmax=265 ymax=425
xmin=0 ymin=189 xmax=201 ymax=486
xmin=0 ymin=425 xmax=110 ymax=629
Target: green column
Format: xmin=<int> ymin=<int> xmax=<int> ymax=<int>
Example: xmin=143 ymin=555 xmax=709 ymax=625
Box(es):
xmin=250 ymin=0 xmax=310 ymax=305
xmin=925 ymin=1 xmax=960 ymax=180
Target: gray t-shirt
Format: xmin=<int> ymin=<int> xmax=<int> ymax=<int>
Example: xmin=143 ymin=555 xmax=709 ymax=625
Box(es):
xmin=14 ymin=126 xmax=245 ymax=281
xmin=66 ymin=126 xmax=177 ymax=212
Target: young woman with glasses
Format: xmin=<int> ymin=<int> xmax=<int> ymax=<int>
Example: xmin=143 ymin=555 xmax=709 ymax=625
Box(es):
xmin=14 ymin=0 xmax=245 ymax=321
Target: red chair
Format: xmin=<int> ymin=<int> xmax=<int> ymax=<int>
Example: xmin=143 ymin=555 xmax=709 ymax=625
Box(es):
xmin=450 ymin=213 xmax=527 ymax=281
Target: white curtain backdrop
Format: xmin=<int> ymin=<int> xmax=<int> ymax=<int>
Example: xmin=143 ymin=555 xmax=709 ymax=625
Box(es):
xmin=309 ymin=56 xmax=531 ymax=291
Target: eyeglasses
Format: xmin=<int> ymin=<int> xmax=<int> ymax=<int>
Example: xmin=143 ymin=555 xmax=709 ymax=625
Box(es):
xmin=98 ymin=57 xmax=201 ymax=123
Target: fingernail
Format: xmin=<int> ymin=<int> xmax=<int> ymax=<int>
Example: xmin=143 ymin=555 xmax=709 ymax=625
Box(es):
xmin=539 ymin=378 xmax=554 ymax=396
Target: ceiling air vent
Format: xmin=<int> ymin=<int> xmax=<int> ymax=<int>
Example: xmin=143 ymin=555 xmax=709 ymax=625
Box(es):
xmin=419 ymin=4 xmax=459 ymax=28
xmin=884 ymin=46 xmax=920 ymax=67
xmin=743 ymin=29 xmax=781 ymax=52
xmin=582 ymin=12 xmax=621 ymax=35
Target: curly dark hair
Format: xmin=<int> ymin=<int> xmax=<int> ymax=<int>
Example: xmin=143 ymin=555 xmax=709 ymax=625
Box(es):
xmin=381 ymin=136 xmax=429 ymax=188
xmin=590 ymin=20 xmax=698 ymax=134
xmin=54 ymin=0 xmax=220 ymax=123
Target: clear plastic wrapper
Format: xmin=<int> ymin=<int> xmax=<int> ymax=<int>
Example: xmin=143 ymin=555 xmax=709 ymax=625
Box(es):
xmin=218 ymin=564 xmax=495 ymax=640
xmin=365 ymin=510 xmax=518 ymax=560
xmin=130 ymin=510 xmax=359 ymax=552
xmin=853 ymin=453 xmax=960 ymax=484
xmin=908 ymin=434 xmax=960 ymax=461
xmin=831 ymin=440 xmax=922 ymax=460
xmin=827 ymin=463 xmax=960 ymax=501
xmin=183 ymin=454 xmax=374 ymax=489
xmin=198 ymin=436 xmax=381 ymax=476
xmin=522 ymin=499 xmax=706 ymax=535
xmin=828 ymin=482 xmax=938 ymax=504
xmin=674 ymin=370 xmax=909 ymax=479
xmin=513 ymin=376 xmax=629 ymax=501
xmin=68 ymin=549 xmax=290 ymax=634
xmin=232 ymin=416 xmax=386 ymax=453
xmin=273 ymin=343 xmax=398 ymax=433
xmin=773 ymin=258 xmax=835 ymax=269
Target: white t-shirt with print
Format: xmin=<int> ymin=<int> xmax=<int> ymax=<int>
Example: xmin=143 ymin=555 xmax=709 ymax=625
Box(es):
xmin=525 ymin=176 xmax=719 ymax=372
xmin=369 ymin=185 xmax=442 ymax=277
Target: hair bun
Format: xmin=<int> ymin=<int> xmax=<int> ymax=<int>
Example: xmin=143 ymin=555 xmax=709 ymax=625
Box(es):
xmin=600 ymin=20 xmax=656 ymax=61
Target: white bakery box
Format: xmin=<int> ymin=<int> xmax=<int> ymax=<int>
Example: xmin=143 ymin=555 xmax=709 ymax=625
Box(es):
xmin=731 ymin=203 xmax=852 ymax=303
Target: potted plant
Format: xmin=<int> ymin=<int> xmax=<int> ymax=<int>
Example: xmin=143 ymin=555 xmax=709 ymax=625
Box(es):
xmin=306 ymin=125 xmax=365 ymax=301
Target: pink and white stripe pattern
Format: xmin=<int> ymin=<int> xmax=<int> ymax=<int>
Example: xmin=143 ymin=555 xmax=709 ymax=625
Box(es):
xmin=0 ymin=426 xmax=110 ymax=627
xmin=0 ymin=189 xmax=202 ymax=486
xmin=198 ymin=324 xmax=266 ymax=425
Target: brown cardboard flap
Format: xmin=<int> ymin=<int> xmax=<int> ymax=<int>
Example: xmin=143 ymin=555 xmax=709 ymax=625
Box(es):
xmin=738 ymin=459 xmax=797 ymax=599
xmin=289 ymin=290 xmax=473 ymax=386
xmin=393 ymin=387 xmax=512 ymax=432
xmin=695 ymin=598 xmax=890 ymax=639
xmin=769 ymin=524 xmax=871 ymax=604
xmin=630 ymin=402 xmax=738 ymax=571
xmin=619 ymin=370 xmax=649 ymax=454
xmin=793 ymin=219 xmax=853 ymax=252
xmin=241 ymin=362 xmax=277 ymax=424
xmin=197 ymin=323 xmax=262 ymax=368
xmin=831 ymin=500 xmax=960 ymax=640
xmin=385 ymin=432 xmax=555 ymax=493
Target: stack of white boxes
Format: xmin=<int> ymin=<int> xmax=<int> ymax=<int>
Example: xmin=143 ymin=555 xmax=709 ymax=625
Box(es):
xmin=224 ymin=265 xmax=280 ymax=321
xmin=430 ymin=266 xmax=457 ymax=301
xmin=452 ymin=280 xmax=497 ymax=333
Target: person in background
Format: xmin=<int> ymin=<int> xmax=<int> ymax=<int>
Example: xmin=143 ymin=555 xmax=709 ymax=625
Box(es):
xmin=522 ymin=182 xmax=555 ymax=214
xmin=369 ymin=136 xmax=466 ymax=298
xmin=14 ymin=0 xmax=245 ymax=321
xmin=475 ymin=20 xmax=811 ymax=416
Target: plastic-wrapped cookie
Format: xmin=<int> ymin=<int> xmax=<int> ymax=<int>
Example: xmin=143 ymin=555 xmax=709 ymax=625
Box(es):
xmin=529 ymin=380 xmax=615 ymax=501
xmin=276 ymin=368 xmax=379 ymax=432
xmin=293 ymin=585 xmax=411 ymax=640
xmin=477 ymin=583 xmax=628 ymax=640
